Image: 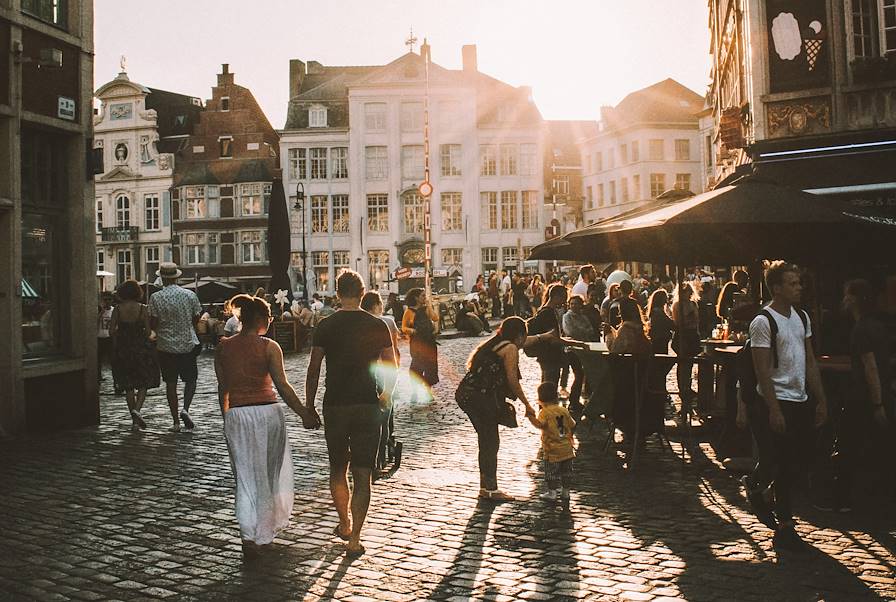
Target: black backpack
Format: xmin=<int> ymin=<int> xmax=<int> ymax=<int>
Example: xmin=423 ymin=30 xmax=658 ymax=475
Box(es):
xmin=736 ymin=307 xmax=808 ymax=404
xmin=455 ymin=344 xmax=507 ymax=413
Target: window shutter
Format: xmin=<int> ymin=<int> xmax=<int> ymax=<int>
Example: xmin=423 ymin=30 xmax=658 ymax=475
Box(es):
xmin=162 ymin=190 xmax=171 ymax=226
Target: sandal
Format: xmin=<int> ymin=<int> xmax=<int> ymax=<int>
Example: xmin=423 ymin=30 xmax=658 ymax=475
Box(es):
xmin=345 ymin=544 xmax=366 ymax=558
xmin=332 ymin=525 xmax=351 ymax=542
xmin=478 ymin=489 xmax=515 ymax=502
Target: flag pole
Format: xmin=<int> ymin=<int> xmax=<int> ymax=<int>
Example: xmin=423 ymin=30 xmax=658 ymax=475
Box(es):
xmin=422 ymin=39 xmax=432 ymax=299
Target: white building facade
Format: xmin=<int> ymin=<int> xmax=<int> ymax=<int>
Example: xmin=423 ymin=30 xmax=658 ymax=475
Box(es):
xmin=581 ymin=79 xmax=705 ymax=224
xmin=94 ymin=71 xmax=201 ymax=289
xmin=279 ymin=45 xmax=549 ymax=295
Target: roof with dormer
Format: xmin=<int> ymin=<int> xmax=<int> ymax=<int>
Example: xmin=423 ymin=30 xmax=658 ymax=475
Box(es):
xmin=284 ymin=51 xmax=541 ymax=130
xmin=600 ymin=79 xmax=703 ymax=132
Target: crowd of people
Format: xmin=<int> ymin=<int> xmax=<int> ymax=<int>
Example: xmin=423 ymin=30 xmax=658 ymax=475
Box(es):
xmin=96 ymin=259 xmax=893 ymax=558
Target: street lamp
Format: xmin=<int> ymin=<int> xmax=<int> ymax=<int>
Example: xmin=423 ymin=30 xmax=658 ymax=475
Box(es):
xmin=294 ymin=182 xmax=308 ymax=302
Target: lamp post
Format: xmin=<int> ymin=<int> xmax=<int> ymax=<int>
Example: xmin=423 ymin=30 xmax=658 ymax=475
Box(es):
xmin=294 ymin=181 xmax=308 ymax=302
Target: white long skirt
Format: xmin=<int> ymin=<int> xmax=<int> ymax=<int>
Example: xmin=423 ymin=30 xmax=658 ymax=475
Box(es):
xmin=224 ymin=403 xmax=294 ymax=545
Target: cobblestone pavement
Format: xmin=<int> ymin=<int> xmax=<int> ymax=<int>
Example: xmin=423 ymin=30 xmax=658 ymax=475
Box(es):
xmin=1 ymin=336 xmax=894 ymax=601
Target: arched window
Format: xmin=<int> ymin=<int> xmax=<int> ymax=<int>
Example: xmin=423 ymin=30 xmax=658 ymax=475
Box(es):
xmin=402 ymin=191 xmax=424 ymax=235
xmin=115 ymin=194 xmax=130 ymax=229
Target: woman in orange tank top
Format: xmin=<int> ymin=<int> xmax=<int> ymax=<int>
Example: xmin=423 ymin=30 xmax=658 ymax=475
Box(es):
xmin=214 ymin=294 xmax=320 ymax=559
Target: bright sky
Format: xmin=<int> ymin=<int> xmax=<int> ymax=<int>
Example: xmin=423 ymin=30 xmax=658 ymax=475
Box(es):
xmin=94 ymin=1 xmax=711 ymax=129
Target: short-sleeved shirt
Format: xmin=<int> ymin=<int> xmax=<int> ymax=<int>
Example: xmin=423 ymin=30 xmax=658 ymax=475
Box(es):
xmin=571 ymin=278 xmax=589 ymax=299
xmin=312 ymin=310 xmax=392 ymax=407
xmin=850 ymin=316 xmax=891 ymax=407
xmin=538 ymin=403 xmax=576 ymax=463
xmin=749 ymin=307 xmax=812 ymax=402
xmin=147 ymin=285 xmax=202 ymax=354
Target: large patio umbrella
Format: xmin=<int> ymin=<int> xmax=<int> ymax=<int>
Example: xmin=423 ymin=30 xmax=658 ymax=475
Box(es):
xmin=266 ymin=177 xmax=292 ymax=300
xmin=529 ymin=176 xmax=895 ymax=265
xmin=182 ymin=278 xmax=238 ymax=303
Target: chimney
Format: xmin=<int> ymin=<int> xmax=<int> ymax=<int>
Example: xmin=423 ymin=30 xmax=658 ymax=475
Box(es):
xmin=289 ymin=59 xmax=306 ymax=98
xmin=217 ymin=63 xmax=234 ymax=87
xmin=462 ymin=44 xmax=477 ymax=73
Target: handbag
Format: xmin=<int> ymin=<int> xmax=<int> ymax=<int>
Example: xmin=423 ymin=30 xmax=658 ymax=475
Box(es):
xmin=496 ymin=399 xmax=518 ymax=428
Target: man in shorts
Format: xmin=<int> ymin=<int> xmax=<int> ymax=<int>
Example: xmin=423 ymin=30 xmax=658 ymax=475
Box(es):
xmin=148 ymin=262 xmax=202 ymax=431
xmin=305 ymin=270 xmax=397 ymax=556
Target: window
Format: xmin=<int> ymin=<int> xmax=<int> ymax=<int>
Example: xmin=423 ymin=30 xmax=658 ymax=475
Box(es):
xmin=482 ymin=247 xmax=498 ymax=273
xmin=97 ymin=249 xmax=105 ymax=272
xmin=330 ymin=147 xmax=348 ymax=179
xmin=219 ymin=136 xmax=233 ymax=158
xmin=221 ymin=233 xmax=235 ymax=264
xmin=649 ymin=139 xmax=664 ymax=160
xmin=117 ymin=249 xmax=132 ymax=283
xmin=650 ymin=173 xmax=666 ymax=198
xmin=440 ymin=144 xmax=462 ymax=177
xmin=240 ymin=231 xmax=263 ymax=263
xmin=608 ymin=148 xmax=615 ymax=169
xmin=552 ymin=175 xmax=570 ymax=196
xmin=310 ymin=148 xmax=328 ymax=179
xmin=585 ymin=154 xmax=592 ymax=174
xmin=365 ymin=103 xmax=387 ymax=131
xmin=675 ymin=139 xmax=691 ymax=161
xmin=675 ymin=173 xmax=692 ymax=191
xmin=480 ymin=145 xmax=497 ymax=176
xmin=239 ymin=183 xmax=263 ymax=216
xmin=332 ymin=194 xmax=349 ymax=233
xmin=441 ymin=248 xmax=463 ymax=267
xmin=185 ymin=233 xmax=206 ymax=265
xmin=597 ymin=183 xmax=605 ymax=207
xmin=481 ymin=191 xmax=498 ymax=230
xmin=312 ymin=251 xmax=330 ymax=290
xmin=621 ymin=178 xmax=629 ymax=202
xmin=333 ymin=251 xmax=350 ymax=278
xmin=368 ymin=250 xmax=390 ymax=290
xmin=620 ymin=144 xmax=628 ymax=164
xmin=500 ymin=144 xmax=518 ymax=175
xmin=311 ymin=195 xmax=328 ymax=233
xmin=21 ymin=0 xmax=67 ymax=28
xmin=367 ymin=194 xmax=389 ymax=232
xmin=521 ymin=190 xmax=538 ymax=229
xmin=632 ymin=175 xmax=640 ymax=200
xmin=595 ymin=151 xmax=603 ymax=172
xmin=609 ymin=181 xmax=617 ymax=205
xmin=184 ymin=186 xmax=206 ymax=219
xmin=207 ymin=234 xmax=218 ymax=264
xmin=401 ymin=102 xmax=424 ymax=132
xmin=401 ymin=145 xmax=424 ymax=180
xmin=884 ymin=0 xmax=896 ymax=54
xmin=143 ymin=194 xmax=160 ymax=231
xmin=501 ymin=191 xmax=518 ymax=230
xmin=520 ymin=143 xmax=537 ymax=176
xmin=631 ymin=140 xmax=640 ymax=162
xmin=288 ymin=148 xmax=307 ymax=180
xmin=145 ymin=246 xmax=160 ymax=278
xmin=115 ymin=194 xmax=130 ymax=229
xmin=440 ymin=192 xmax=463 ymax=231
xmin=586 ymin=186 xmax=593 ymax=209
xmin=705 ymin=135 xmax=713 ymax=167
xmin=95 ymin=197 xmax=103 ymax=233
xmin=502 ymin=246 xmax=519 ymax=268
xmin=309 ymin=106 xmax=327 ymax=127
xmin=402 ymin=192 xmax=425 ymax=234
xmin=220 ymin=97 xmax=230 ymax=111
xmin=365 ymin=146 xmax=388 ymax=180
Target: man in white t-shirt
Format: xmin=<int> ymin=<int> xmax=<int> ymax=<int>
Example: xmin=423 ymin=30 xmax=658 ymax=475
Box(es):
xmin=745 ymin=260 xmax=828 ymax=551
xmin=571 ymin=264 xmax=595 ymax=299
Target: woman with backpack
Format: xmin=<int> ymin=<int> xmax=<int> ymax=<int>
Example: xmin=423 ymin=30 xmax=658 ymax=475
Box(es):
xmin=458 ymin=317 xmax=553 ymax=501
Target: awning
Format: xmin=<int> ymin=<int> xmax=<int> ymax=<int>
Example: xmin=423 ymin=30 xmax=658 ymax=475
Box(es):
xmin=528 ymin=175 xmax=896 ymax=266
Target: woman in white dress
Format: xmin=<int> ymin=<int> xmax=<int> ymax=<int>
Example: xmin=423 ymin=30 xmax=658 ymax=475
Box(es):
xmin=214 ymin=294 xmax=321 ymax=558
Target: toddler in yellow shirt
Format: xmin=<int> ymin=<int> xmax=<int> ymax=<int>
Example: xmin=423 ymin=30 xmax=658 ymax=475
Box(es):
xmin=527 ymin=382 xmax=576 ymax=501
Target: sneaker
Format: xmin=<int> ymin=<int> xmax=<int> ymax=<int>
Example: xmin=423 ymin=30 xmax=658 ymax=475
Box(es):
xmin=168 ymin=424 xmax=181 ymax=433
xmin=773 ymin=526 xmax=807 ymax=552
xmin=130 ymin=410 xmax=146 ymax=430
xmin=180 ymin=411 xmax=195 ymax=430
xmin=539 ymin=489 xmax=559 ymax=501
xmin=742 ymin=476 xmax=778 ymax=530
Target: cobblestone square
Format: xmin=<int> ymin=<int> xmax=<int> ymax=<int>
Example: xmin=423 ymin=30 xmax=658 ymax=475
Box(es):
xmin=1 ymin=336 xmax=894 ymax=601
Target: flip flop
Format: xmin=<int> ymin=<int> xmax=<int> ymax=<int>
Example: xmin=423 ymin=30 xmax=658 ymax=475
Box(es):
xmin=333 ymin=525 xmax=351 ymax=541
xmin=345 ymin=544 xmax=366 ymax=558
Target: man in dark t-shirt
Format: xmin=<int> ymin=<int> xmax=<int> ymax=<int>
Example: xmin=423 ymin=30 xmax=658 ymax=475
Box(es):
xmin=306 ymin=270 xmax=396 ymax=557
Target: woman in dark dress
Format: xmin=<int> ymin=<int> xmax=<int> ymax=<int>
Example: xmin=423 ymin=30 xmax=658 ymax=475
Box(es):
xmin=110 ymin=280 xmax=160 ymax=430
xmin=402 ymin=288 xmax=439 ymax=402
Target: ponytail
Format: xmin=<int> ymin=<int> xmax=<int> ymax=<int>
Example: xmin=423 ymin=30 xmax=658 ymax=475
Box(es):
xmin=227 ymin=293 xmax=271 ymax=329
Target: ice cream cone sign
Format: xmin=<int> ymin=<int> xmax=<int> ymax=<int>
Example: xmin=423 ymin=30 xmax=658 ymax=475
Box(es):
xmin=803 ymin=21 xmax=824 ymax=71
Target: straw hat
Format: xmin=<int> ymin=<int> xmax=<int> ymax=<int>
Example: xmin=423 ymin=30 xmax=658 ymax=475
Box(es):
xmin=156 ymin=262 xmax=182 ymax=279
